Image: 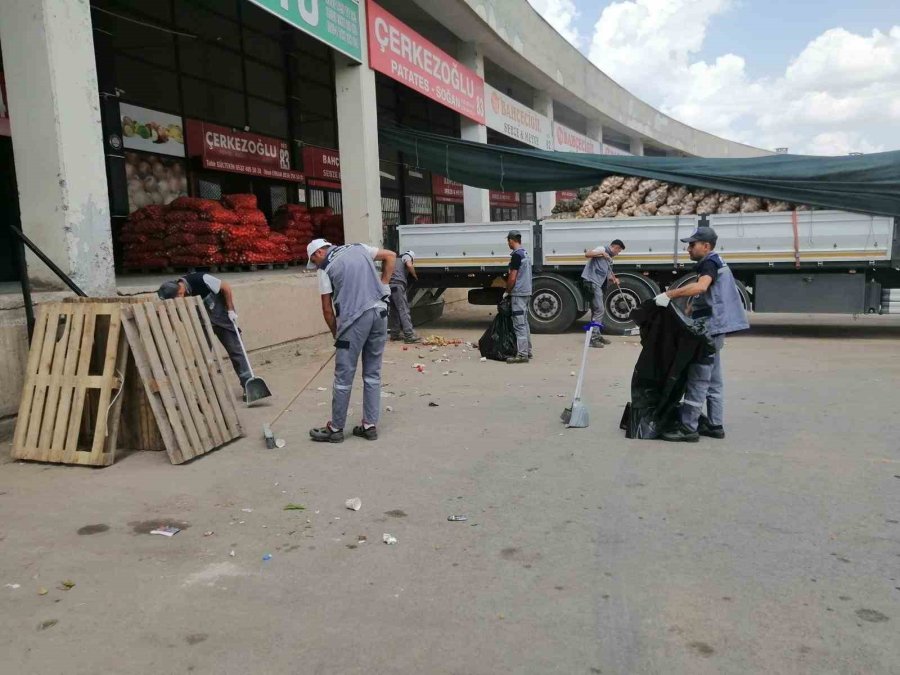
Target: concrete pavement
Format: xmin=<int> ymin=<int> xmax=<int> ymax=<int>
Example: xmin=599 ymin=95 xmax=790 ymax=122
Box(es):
xmin=1 ymin=305 xmax=899 ymax=674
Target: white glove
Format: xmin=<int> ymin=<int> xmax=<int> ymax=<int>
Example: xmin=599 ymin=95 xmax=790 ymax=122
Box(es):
xmin=381 ymin=284 xmax=392 ymax=299
xmin=654 ymin=293 xmax=671 ymax=307
xmin=228 ymin=310 xmax=238 ymax=323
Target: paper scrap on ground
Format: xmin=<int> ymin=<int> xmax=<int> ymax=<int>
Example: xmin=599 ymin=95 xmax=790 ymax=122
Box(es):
xmin=383 ymin=533 xmax=398 ymax=545
xmin=283 ymin=503 xmax=306 ymax=511
xmin=150 ymin=526 xmax=181 ymax=537
xmin=345 ymin=498 xmax=362 ymax=511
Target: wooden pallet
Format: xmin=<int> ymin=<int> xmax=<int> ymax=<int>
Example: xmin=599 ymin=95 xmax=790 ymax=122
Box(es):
xmin=11 ymin=301 xmax=130 ymax=466
xmin=121 ymin=297 xmax=243 ymax=464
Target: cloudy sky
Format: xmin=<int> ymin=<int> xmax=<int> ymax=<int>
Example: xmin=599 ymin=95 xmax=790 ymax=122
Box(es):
xmin=527 ymin=0 xmax=900 ymax=155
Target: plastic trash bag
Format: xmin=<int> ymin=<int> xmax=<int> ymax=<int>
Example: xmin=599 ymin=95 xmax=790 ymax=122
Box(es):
xmin=478 ymin=298 xmax=518 ymax=361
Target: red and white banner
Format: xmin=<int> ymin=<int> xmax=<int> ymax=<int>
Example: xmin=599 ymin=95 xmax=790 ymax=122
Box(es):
xmin=302 ymin=145 xmax=341 ymax=187
xmin=432 ymin=175 xmax=464 ymax=203
xmin=186 ymin=119 xmax=303 ymax=181
xmin=484 ymin=84 xmax=553 ymax=151
xmin=553 ymin=122 xmax=598 ymax=154
xmin=555 ymin=189 xmax=579 ymax=201
xmin=490 ymin=190 xmax=520 ymax=207
xmin=367 ymin=0 xmax=485 ymax=124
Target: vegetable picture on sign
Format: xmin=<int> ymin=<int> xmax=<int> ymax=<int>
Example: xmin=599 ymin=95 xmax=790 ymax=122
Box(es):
xmin=120 ymin=103 xmax=185 ymax=158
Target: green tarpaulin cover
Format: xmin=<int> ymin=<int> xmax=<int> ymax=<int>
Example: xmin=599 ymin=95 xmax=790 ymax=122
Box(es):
xmin=379 ymin=126 xmax=900 ymax=217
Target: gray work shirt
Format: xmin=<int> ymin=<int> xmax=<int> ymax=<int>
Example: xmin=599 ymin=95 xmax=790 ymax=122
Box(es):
xmin=508 ymin=247 xmax=532 ymax=296
xmin=390 ymin=252 xmax=414 ymax=286
xmin=581 ymin=247 xmax=613 ymax=287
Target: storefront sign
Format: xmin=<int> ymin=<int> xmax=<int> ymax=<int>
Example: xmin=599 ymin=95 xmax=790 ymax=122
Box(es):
xmin=484 ymin=84 xmax=552 ymax=151
xmin=490 ymin=190 xmax=520 ymax=207
xmin=553 ymin=122 xmax=598 ymax=154
xmin=302 ymin=145 xmax=341 ymax=186
xmin=0 ymin=72 xmax=10 ymax=137
xmin=367 ymin=0 xmax=485 ymax=124
xmin=185 ymin=119 xmax=304 ymax=181
xmin=432 ymin=175 xmax=464 ymax=203
xmin=603 ymin=144 xmax=632 ymax=156
xmin=247 ymin=0 xmax=362 ymax=62
xmin=120 ymin=103 xmax=185 ymax=157
xmin=556 ymin=189 xmax=579 ymax=201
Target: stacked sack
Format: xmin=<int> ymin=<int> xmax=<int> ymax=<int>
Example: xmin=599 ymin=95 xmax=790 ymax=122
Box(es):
xmin=310 ymin=207 xmax=345 ymax=246
xmin=272 ymin=204 xmax=315 ymax=262
xmin=120 ymin=205 xmax=169 ymax=269
xmin=574 ymin=175 xmax=811 ymax=219
xmin=220 ymin=193 xmax=291 ymax=265
xmin=164 ymin=197 xmax=236 ymax=266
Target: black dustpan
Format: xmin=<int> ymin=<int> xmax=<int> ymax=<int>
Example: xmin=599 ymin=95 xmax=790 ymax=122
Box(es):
xmin=231 ymin=318 xmax=272 ymax=404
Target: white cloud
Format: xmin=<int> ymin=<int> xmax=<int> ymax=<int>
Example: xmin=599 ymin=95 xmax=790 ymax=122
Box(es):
xmin=577 ymin=1 xmax=900 ymax=154
xmin=527 ymin=0 xmax=581 ymax=47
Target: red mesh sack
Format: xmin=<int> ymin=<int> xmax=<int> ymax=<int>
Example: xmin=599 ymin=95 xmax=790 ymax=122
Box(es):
xmin=119 ymin=232 xmax=149 ymax=245
xmin=237 ymin=211 xmax=267 ymax=227
xmin=199 ymin=208 xmax=240 ymax=225
xmin=165 ymin=210 xmax=202 ymax=224
xmin=170 ymin=197 xmax=220 ymax=212
xmin=130 ymin=219 xmax=169 ymax=235
xmin=181 ymin=221 xmax=227 ymax=235
xmin=222 ymin=193 xmax=258 ymax=210
xmin=165 ymin=232 xmax=198 ymax=246
xmin=309 ymin=206 xmax=334 ymax=216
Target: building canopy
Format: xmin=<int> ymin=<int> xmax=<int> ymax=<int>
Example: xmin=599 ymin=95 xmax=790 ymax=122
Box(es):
xmin=379 ymin=126 xmax=900 ymax=217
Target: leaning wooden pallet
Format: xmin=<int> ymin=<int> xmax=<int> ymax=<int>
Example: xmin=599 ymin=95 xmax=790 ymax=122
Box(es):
xmin=120 ymin=297 xmax=243 ymax=464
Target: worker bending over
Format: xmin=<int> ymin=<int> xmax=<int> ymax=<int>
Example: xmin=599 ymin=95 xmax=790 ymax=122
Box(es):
xmin=654 ymin=226 xmax=749 ymax=442
xmin=505 ymin=230 xmax=533 ymax=364
xmin=389 ymin=250 xmax=422 ymax=344
xmin=157 ymin=273 xmax=249 ymax=388
xmin=582 ymin=239 xmax=625 ymax=348
xmin=307 ymin=238 xmax=396 ymax=443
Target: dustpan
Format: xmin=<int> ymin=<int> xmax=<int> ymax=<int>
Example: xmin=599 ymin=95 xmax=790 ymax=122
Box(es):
xmin=561 ymin=322 xmax=599 ymax=428
xmin=231 ymin=318 xmax=272 ymax=404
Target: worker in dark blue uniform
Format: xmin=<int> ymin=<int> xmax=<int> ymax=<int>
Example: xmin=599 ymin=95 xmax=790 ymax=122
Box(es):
xmin=505 ymin=230 xmax=533 ymax=364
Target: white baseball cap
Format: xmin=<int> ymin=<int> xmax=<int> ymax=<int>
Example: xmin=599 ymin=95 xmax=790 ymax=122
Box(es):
xmin=306 ymin=238 xmax=332 ymax=269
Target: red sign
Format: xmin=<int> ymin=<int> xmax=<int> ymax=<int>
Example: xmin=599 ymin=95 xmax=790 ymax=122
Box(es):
xmin=556 ymin=190 xmax=579 ymax=201
xmin=490 ymin=190 xmax=520 ymax=207
xmin=185 ymin=119 xmax=303 ymax=182
xmin=0 ymin=72 xmax=10 ymax=137
xmin=367 ymin=0 xmax=485 ymax=124
xmin=302 ymin=145 xmax=341 ymax=187
xmin=432 ymin=175 xmax=464 ymax=203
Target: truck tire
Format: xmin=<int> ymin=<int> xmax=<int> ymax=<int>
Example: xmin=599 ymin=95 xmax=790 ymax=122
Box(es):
xmin=669 ymin=273 xmax=752 ymax=312
xmin=529 ymin=277 xmax=579 ymax=333
xmin=602 ymin=275 xmax=659 ymax=335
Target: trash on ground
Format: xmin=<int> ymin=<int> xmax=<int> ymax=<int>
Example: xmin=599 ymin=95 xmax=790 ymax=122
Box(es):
xmin=570 ymin=371 xmax=576 ymax=376
xmin=5 ymin=583 xmax=20 ymax=590
xmin=358 ymin=535 xmax=367 ymax=544
xmin=241 ymin=508 xmax=253 ymax=513
xmin=383 ymin=533 xmax=398 ymax=545
xmin=385 ymin=405 xmax=394 ymax=412
xmin=316 ymin=387 xmax=328 ymax=391
xmin=428 ymin=402 xmax=439 ymax=407
xmin=150 ymin=526 xmax=181 ymax=537
xmin=275 ymin=438 xmax=286 ymax=448
xmin=345 ymin=498 xmax=362 ymax=511
xmin=262 ymin=554 xmax=273 ymax=561
xmin=479 ymin=357 xmax=487 ymax=362
xmin=413 ymin=363 xmax=426 ymax=372
xmin=229 ymin=550 xmax=236 ymax=557
xmin=283 ymin=503 xmax=306 ymax=511
xmin=38 ymin=587 xmax=48 ymax=596
xmin=203 ymin=531 xmax=214 ymax=537
xmin=37 ymin=619 xmax=58 ymax=631
xmin=58 ymin=580 xmax=75 ymax=591
xmin=423 ymin=335 xmax=463 ymax=346
xmin=447 ymin=515 xmax=468 ymax=522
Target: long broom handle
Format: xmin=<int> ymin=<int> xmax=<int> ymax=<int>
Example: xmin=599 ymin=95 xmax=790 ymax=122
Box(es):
xmin=573 ymin=324 xmax=598 ymax=401
xmin=230 ymin=317 xmax=255 ymax=378
xmin=269 ymin=351 xmax=336 ymax=427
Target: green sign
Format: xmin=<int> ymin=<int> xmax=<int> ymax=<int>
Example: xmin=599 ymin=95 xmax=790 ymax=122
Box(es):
xmin=248 ymin=0 xmax=362 ymax=62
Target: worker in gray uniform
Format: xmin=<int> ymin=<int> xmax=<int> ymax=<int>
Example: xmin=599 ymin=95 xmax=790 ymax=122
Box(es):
xmin=306 ymin=238 xmax=396 ymax=443
xmin=582 ymin=239 xmax=625 ymax=347
xmin=388 ymin=250 xmax=422 ymax=343
xmin=505 ymin=230 xmax=533 ymax=364
xmin=157 ymin=273 xmax=250 ymax=388
xmin=655 ymin=226 xmax=749 ymax=442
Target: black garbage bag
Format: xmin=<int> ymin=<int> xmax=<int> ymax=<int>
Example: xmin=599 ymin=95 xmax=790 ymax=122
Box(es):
xmin=478 ymin=298 xmax=518 ymax=361
xmin=621 ymin=300 xmax=716 ymax=439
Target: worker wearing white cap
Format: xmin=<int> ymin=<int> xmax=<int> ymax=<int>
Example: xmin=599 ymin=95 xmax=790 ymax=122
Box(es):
xmin=388 ymin=250 xmax=422 ymax=343
xmin=306 ymin=238 xmax=397 ymax=443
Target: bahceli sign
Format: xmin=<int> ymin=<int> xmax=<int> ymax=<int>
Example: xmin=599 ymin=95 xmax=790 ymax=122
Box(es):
xmin=247 ymin=0 xmax=362 ymax=62
xmin=553 ymin=122 xmax=598 ymax=154
xmin=485 ymin=84 xmax=552 ymax=151
xmin=185 ymin=120 xmax=304 ymax=182
xmin=367 ymin=0 xmax=485 ymax=124
xmin=302 ymin=145 xmax=341 ymax=187
xmin=432 ymin=175 xmax=464 ymax=202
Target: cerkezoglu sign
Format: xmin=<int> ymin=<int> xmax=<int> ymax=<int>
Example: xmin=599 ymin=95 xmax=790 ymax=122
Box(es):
xmin=247 ymin=0 xmax=362 ymax=62
xmin=484 ymin=84 xmax=553 ymax=151
xmin=367 ymin=0 xmax=485 ymax=124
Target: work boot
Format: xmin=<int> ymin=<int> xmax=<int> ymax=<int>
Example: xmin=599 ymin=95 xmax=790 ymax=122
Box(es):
xmin=590 ymin=338 xmax=605 ymax=349
xmin=661 ymin=423 xmax=700 ymax=443
xmin=598 ymin=335 xmax=612 ymax=345
xmin=352 ymin=425 xmax=378 ymax=441
xmin=389 ymin=333 xmax=402 ymax=342
xmin=698 ymin=415 xmax=725 ymax=439
xmin=403 ymin=334 xmax=422 ymax=344
xmin=506 ymin=355 xmax=529 ymax=364
xmin=309 ymin=423 xmax=344 ymax=443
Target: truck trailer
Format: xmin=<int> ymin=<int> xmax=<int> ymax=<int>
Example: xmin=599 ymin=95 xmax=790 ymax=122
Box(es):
xmin=398 ymin=209 xmax=900 ymax=334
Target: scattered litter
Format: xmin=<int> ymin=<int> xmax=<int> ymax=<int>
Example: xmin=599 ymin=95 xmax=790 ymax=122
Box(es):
xmin=413 ymin=363 xmax=426 ymax=373
xmin=262 ymin=554 xmax=273 ymax=561
xmin=37 ymin=619 xmax=58 ymax=631
xmin=433 ymin=358 xmax=449 ymax=363
xmin=283 ymin=503 xmax=306 ymax=511
xmin=38 ymin=587 xmax=48 ymax=596
xmin=441 ymin=371 xmax=451 ymax=376
xmin=316 ymin=387 xmax=328 ymax=391
xmin=423 ymin=335 xmax=463 ymax=346
xmin=229 ymin=550 xmax=236 ymax=557
xmin=479 ymin=357 xmax=487 ymax=362
xmin=275 ymin=438 xmax=286 ymax=449
xmin=570 ymin=371 xmax=576 ymax=376
xmin=358 ymin=535 xmax=367 ymax=544
xmin=556 ymin=394 xmax=566 ymax=398
xmin=203 ymin=531 xmax=215 ymax=537
xmin=383 ymin=533 xmax=398 ymax=545
xmin=385 ymin=405 xmax=394 ymax=413
xmin=150 ymin=526 xmax=181 ymax=537
xmin=58 ymin=580 xmax=76 ymax=591
xmin=402 ymin=346 xmax=409 ymax=351
xmin=238 ymin=521 xmax=245 ymax=524
xmin=345 ymin=498 xmax=362 ymax=511
xmin=5 ymin=583 xmax=20 ymax=590
xmin=428 ymin=402 xmax=439 ymax=407
xmin=447 ymin=515 xmax=468 ymax=522
xmin=241 ymin=508 xmax=253 ymax=513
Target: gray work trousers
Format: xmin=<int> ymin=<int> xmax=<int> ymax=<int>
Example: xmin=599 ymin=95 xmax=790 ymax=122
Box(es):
xmin=680 ymin=334 xmax=725 ymax=431
xmin=389 ymin=283 xmax=415 ymax=337
xmin=587 ymin=281 xmax=606 ymax=335
xmin=212 ymin=325 xmax=251 ymax=386
xmin=510 ymin=294 xmax=532 ymax=357
xmin=332 ymin=307 xmax=387 ymax=430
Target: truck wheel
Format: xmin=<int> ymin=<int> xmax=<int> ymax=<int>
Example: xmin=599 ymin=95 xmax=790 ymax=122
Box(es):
xmin=529 ymin=277 xmax=578 ymax=333
xmin=670 ymin=274 xmax=752 ymax=312
xmin=603 ymin=275 xmax=657 ymax=335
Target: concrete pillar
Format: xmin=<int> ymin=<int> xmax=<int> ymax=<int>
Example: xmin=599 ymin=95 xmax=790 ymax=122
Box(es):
xmin=457 ymin=43 xmax=490 ymax=223
xmin=0 ymin=0 xmax=115 ymax=295
xmin=335 ymin=3 xmax=383 ymax=246
xmin=630 ymin=137 xmax=645 ymax=156
xmin=533 ymin=91 xmax=555 ymax=220
xmin=588 ymin=120 xmax=604 ymax=147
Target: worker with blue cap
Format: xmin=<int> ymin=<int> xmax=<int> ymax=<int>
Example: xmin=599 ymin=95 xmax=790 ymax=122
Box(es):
xmin=306 ymin=237 xmax=396 ymax=443
xmin=653 ymin=225 xmax=749 ymax=442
